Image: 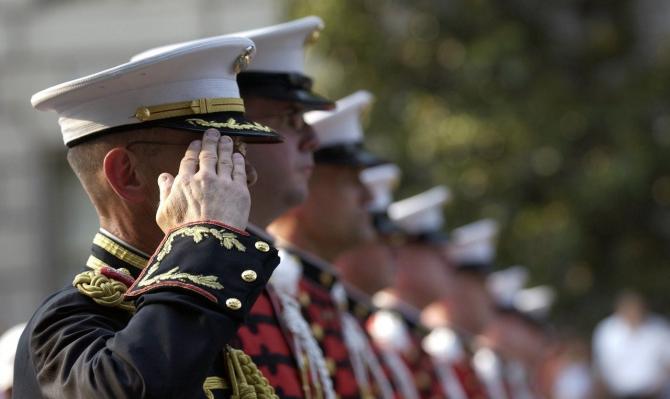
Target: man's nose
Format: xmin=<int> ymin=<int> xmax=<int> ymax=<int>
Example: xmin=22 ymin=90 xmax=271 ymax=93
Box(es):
xmin=299 ymin=124 xmax=319 ymax=152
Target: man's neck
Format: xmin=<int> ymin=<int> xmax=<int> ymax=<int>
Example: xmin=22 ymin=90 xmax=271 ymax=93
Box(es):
xmin=268 ymin=214 xmax=340 ymax=263
xmin=99 ymin=215 xmax=163 ymax=255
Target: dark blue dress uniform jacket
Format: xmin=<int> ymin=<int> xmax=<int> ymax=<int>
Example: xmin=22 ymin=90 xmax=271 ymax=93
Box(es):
xmin=12 ymin=221 xmax=280 ymax=398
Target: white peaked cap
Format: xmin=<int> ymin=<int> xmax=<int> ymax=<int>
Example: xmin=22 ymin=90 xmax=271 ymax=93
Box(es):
xmin=449 ymin=219 xmax=499 ymax=265
xmin=305 ymin=90 xmax=373 ymax=148
xmin=514 ymin=285 xmax=555 ymax=318
xmin=33 ymin=36 xmax=259 ymax=146
xmin=388 ymin=186 xmax=451 ymax=235
xmin=236 ymin=15 xmax=324 ymax=74
xmin=132 ymin=16 xmax=324 ymax=75
xmin=487 ymin=265 xmax=529 ymax=307
xmin=360 ymin=163 xmax=401 ymax=212
xmin=0 ymin=323 xmax=26 ymax=391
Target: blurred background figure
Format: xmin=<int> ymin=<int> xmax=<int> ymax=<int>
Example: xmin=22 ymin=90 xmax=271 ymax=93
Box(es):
xmin=0 ymin=323 xmax=26 ymax=399
xmin=593 ymin=291 xmax=670 ymax=399
xmin=551 ymin=334 xmax=594 ymax=399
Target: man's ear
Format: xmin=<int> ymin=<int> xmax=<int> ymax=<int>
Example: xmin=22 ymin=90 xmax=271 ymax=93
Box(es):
xmin=103 ymin=147 xmax=147 ymax=203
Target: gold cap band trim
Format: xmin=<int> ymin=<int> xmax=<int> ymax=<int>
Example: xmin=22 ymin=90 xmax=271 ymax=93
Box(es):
xmin=134 ymin=97 xmax=245 ymax=122
xmin=93 ymin=233 xmax=148 ymax=270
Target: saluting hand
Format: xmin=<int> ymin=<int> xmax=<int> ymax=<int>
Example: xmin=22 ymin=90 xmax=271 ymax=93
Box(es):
xmin=155 ymin=129 xmax=250 ymax=232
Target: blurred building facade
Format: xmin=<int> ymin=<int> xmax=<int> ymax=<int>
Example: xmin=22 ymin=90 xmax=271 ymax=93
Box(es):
xmin=0 ymin=0 xmax=283 ymax=330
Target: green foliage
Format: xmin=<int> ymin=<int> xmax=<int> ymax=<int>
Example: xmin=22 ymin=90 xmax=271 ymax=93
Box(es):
xmin=288 ymin=0 xmax=670 ymax=331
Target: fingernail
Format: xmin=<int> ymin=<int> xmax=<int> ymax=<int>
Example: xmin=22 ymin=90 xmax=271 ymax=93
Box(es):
xmin=221 ymin=135 xmax=232 ymax=143
xmin=206 ymin=129 xmax=220 ymax=138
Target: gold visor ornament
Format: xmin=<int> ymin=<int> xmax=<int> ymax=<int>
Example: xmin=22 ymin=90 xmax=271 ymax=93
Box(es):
xmin=234 ymin=45 xmax=255 ymax=74
xmin=304 ymin=24 xmax=324 ymax=46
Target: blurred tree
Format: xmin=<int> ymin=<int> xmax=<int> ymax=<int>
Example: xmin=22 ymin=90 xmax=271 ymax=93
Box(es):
xmin=288 ymin=0 xmax=670 ymax=333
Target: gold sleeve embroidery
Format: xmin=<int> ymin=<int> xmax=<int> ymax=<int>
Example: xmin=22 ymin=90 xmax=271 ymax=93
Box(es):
xmin=138 ymin=264 xmax=224 ymax=290
xmin=137 ymin=225 xmax=247 ymax=291
xmin=155 ymin=225 xmax=246 ymax=263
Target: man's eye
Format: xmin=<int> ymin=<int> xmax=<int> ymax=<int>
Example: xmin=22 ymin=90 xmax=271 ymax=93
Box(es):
xmin=287 ymin=114 xmax=305 ymax=130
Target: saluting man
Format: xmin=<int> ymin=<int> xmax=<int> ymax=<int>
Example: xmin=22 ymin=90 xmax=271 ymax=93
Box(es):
xmin=13 ymin=36 xmax=284 ymax=398
xmin=132 ymin=16 xmax=343 ymax=398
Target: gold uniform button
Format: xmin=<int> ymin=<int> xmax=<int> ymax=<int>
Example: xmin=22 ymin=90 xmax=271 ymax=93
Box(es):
xmin=298 ymin=292 xmax=311 ymax=306
xmin=255 ymin=241 xmax=270 ymax=252
xmin=326 ymin=358 xmax=336 ymax=375
xmin=319 ymin=271 xmax=334 ymax=286
xmin=225 ymin=298 xmax=242 ymax=310
xmin=415 ymin=370 xmax=431 ymax=389
xmin=241 ymin=270 xmax=257 ymax=282
xmin=311 ymin=324 xmax=324 ymax=340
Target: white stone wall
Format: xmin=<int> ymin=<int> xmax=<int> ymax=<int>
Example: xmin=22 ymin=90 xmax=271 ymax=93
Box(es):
xmin=0 ymin=0 xmax=284 ymax=330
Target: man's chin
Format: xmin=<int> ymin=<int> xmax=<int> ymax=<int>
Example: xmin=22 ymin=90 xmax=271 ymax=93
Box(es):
xmin=284 ymin=186 xmax=310 ymax=209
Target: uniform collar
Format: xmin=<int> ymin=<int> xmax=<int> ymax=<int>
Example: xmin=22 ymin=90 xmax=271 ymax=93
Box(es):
xmin=86 ymin=229 xmax=150 ymax=279
xmin=274 ymin=240 xmax=340 ymax=290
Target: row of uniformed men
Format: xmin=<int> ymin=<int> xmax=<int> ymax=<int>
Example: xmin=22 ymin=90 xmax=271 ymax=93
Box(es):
xmin=12 ymin=15 xmax=550 ymax=399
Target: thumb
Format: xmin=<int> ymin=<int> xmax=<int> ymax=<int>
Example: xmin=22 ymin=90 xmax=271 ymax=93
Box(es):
xmin=157 ymin=173 xmax=174 ymax=204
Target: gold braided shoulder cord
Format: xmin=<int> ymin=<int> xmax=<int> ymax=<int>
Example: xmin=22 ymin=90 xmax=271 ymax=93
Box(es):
xmin=72 ymin=269 xmax=135 ymax=313
xmin=203 ymin=376 xmax=228 ymax=399
xmin=225 ymin=346 xmax=279 ymax=399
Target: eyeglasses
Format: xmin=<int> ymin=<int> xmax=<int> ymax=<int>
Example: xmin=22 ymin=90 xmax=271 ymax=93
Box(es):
xmin=251 ymin=110 xmax=307 ymax=132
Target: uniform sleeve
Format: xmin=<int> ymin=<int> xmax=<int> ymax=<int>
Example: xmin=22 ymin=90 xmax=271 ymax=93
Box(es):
xmin=28 ymin=221 xmax=279 ymax=399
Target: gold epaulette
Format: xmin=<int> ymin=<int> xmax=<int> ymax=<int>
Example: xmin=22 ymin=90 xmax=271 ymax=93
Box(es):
xmin=225 ymin=346 xmax=279 ymax=399
xmin=72 ymin=267 xmax=135 ymax=313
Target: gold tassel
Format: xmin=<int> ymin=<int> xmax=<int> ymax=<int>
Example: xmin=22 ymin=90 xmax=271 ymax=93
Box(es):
xmin=225 ymin=346 xmax=278 ymax=399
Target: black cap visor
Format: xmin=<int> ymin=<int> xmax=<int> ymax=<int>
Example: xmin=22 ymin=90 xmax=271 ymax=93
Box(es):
xmin=455 ymin=261 xmax=493 ymax=275
xmin=238 ymin=72 xmax=335 ymax=111
xmin=315 ymin=143 xmax=385 ymax=168
xmin=68 ymin=110 xmax=282 ymax=147
xmin=156 ymin=111 xmax=281 ymax=143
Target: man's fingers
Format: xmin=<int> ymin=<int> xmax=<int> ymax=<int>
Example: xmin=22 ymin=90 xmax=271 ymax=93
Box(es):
xmin=217 ymin=135 xmax=235 ymax=177
xmin=158 ymin=173 xmax=174 ymax=204
xmin=231 ymin=152 xmax=247 ymax=184
xmin=199 ymin=129 xmax=220 ymax=175
xmin=179 ymin=140 xmax=201 ymax=176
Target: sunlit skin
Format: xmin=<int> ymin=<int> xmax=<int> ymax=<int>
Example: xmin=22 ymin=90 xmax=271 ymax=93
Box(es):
xmin=484 ymin=311 xmax=553 ymax=370
xmin=269 ymin=165 xmax=375 ymax=262
xmin=334 ymin=239 xmax=397 ymax=295
xmin=243 ymin=96 xmax=319 ymax=229
xmin=446 ymin=271 xmax=495 ymax=335
xmin=616 ymin=292 xmax=648 ymax=328
xmin=387 ymin=242 xmax=455 ymax=310
xmin=69 ymin=128 xmax=254 ymax=254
